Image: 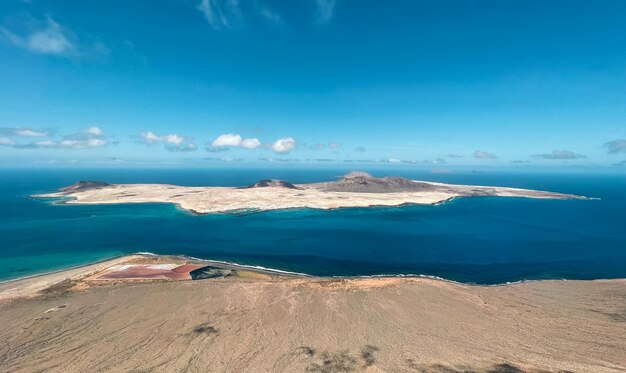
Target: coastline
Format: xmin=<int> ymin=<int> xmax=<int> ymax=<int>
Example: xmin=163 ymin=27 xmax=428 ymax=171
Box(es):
xmin=2 ymin=252 xmax=624 ymax=302
xmin=1 ymin=253 xmax=624 ymax=372
xmin=0 ymin=254 xmax=142 ymax=301
xmin=111 ymin=253 xmax=626 ymax=287
xmin=17 ymin=176 xmax=613 ymax=287
xmin=0 ymin=253 xmax=308 ymax=288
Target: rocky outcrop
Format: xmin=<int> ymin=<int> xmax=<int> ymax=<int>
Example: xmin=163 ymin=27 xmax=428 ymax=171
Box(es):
xmin=310 ymin=172 xmax=437 ymax=193
xmin=59 ymin=181 xmax=110 ymax=193
xmin=242 ymin=179 xmax=299 ymax=189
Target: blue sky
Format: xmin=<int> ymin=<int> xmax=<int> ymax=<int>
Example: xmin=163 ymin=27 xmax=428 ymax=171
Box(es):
xmin=1 ymin=0 xmax=626 ymax=169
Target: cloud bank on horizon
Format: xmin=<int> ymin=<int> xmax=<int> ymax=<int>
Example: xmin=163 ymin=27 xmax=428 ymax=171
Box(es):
xmin=0 ymin=1 xmax=625 ymax=168
xmin=4 ymin=124 xmax=622 ymax=167
xmin=533 ymin=150 xmax=587 ymax=160
xmin=1 ymin=127 xmax=109 ymax=149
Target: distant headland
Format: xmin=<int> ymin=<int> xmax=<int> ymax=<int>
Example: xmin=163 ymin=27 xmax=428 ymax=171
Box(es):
xmin=34 ymin=172 xmax=590 ymax=214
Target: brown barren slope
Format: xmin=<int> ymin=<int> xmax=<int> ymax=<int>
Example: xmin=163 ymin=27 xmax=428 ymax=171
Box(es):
xmin=0 ymin=267 xmax=624 ymax=373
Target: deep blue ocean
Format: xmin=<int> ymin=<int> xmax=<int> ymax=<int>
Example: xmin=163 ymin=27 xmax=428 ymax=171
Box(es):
xmin=1 ymin=168 xmax=625 ymax=284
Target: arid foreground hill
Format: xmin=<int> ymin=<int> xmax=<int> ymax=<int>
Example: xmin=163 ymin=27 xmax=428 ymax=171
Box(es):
xmin=0 ymin=256 xmax=623 ymax=373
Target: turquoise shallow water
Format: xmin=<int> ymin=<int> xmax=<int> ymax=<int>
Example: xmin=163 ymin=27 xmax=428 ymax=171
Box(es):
xmin=1 ymin=168 xmax=625 ymax=284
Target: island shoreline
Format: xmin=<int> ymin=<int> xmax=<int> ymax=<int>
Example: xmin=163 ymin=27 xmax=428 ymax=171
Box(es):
xmin=32 ymin=172 xmax=593 ymax=215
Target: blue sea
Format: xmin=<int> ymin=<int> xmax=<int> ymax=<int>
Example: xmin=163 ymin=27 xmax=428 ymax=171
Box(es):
xmin=1 ymin=168 xmax=625 ymax=284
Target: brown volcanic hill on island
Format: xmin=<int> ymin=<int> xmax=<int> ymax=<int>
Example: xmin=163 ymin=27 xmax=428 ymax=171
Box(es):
xmin=307 ymin=171 xmax=437 ymax=193
xmin=241 ymin=179 xmax=300 ymax=189
xmin=59 ymin=181 xmax=110 ymax=193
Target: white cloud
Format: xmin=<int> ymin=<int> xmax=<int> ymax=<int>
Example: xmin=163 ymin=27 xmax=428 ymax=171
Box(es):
xmin=473 ymin=150 xmax=497 ymax=159
xmin=241 ymin=137 xmax=261 ymax=148
xmin=197 ymin=0 xmax=242 ymax=29
xmin=27 ymin=18 xmax=73 ymax=54
xmin=316 ymin=0 xmax=336 ymax=23
xmin=84 ymin=126 xmax=104 ymax=137
xmin=1 ymin=16 xmax=107 ymax=59
xmin=58 ymin=127 xmax=108 ymax=148
xmin=604 ymin=139 xmax=626 ymax=154
xmin=259 ymin=7 xmax=283 ymax=24
xmin=352 ymin=146 xmax=365 ymax=153
xmin=271 ymin=137 xmax=296 ymax=153
xmin=196 ymin=0 xmax=335 ymax=28
xmin=197 ymin=0 xmax=220 ymax=28
xmin=0 ymin=137 xmax=16 ymax=146
xmin=208 ymin=133 xmax=261 ymax=151
xmin=58 ymin=138 xmax=107 ymax=148
xmin=1 ymin=17 xmax=74 ymax=56
xmin=533 ymin=149 xmax=586 ymax=160
xmin=139 ymin=131 xmax=196 ymax=152
xmin=172 ymin=142 xmax=198 ymax=152
xmin=257 ymin=157 xmax=299 ymax=162
xmin=15 ymin=127 xmax=108 ymax=149
xmin=212 ymin=133 xmax=243 ymax=147
xmin=141 ymin=131 xmax=161 ymax=143
xmin=309 ymin=141 xmax=344 ymax=151
xmin=207 ymin=133 xmax=296 ymax=153
xmin=205 ymin=156 xmax=243 ymax=162
xmin=30 ymin=140 xmax=57 ymax=147
xmin=15 ymin=129 xmax=46 ymax=137
xmin=162 ymin=134 xmax=184 ymax=146
xmin=0 ymin=127 xmax=49 ymax=137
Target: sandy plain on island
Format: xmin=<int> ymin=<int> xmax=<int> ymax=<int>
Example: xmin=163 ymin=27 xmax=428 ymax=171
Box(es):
xmin=34 ymin=173 xmax=589 ymax=215
xmin=0 ymin=255 xmax=624 ymax=373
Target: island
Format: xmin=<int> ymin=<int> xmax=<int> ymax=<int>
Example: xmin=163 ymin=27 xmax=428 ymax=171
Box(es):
xmin=34 ymin=171 xmax=589 ymax=214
